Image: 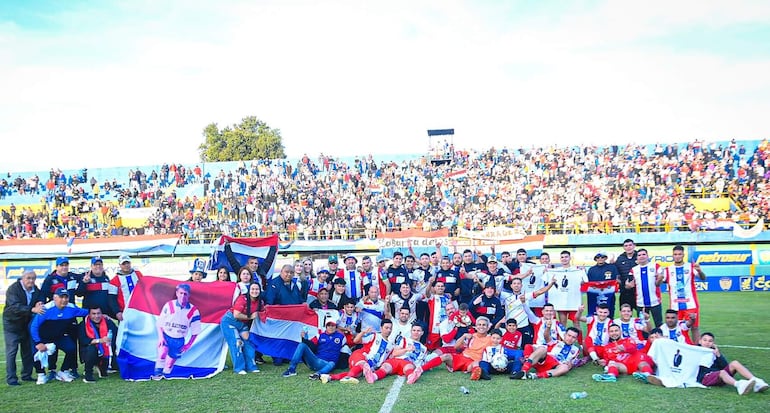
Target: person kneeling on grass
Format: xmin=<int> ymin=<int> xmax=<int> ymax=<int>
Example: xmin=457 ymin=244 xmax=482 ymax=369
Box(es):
xmin=283 ymin=319 xmax=345 ymax=380
xmin=696 ymin=332 xmax=768 ymax=395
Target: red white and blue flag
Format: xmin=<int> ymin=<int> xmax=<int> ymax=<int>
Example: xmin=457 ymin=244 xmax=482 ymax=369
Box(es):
xmin=249 ymin=305 xmax=337 ymax=360
xmin=581 ymin=280 xmax=619 ymax=294
xmin=208 ymin=235 xmax=279 ymax=275
xmin=116 ymin=276 xmax=238 ymax=380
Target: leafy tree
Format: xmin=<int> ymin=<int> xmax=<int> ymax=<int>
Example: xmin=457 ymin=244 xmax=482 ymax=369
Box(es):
xmin=198 ymin=116 xmax=286 ymax=162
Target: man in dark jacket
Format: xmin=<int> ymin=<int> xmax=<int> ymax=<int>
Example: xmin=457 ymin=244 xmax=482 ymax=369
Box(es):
xmin=40 ymin=256 xmax=82 ymax=303
xmin=78 ymin=306 xmax=118 ymax=383
xmin=265 ymin=264 xmax=308 ymax=305
xmin=77 ymin=257 xmax=120 ymax=319
xmin=3 ymin=270 xmax=44 ymax=386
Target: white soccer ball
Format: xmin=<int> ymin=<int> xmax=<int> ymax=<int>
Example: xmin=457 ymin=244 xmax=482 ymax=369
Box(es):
xmin=491 ymin=353 xmax=508 ymax=371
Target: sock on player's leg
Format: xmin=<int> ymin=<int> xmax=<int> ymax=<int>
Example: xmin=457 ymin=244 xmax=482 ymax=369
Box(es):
xmin=640 ymin=365 xmax=653 ymax=374
xmin=521 ymin=360 xmax=533 ymax=372
xmin=349 ymin=364 xmax=363 ymax=378
xmin=330 ymin=372 xmax=347 ymax=381
xmin=375 ymin=369 xmax=388 ymax=380
xmin=608 ymin=366 xmax=619 ymax=377
xmin=422 ymin=357 xmax=443 ymax=371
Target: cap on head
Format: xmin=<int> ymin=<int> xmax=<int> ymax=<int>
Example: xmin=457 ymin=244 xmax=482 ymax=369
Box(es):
xmin=56 ymin=257 xmax=69 ymax=266
xmin=119 ymin=255 xmax=132 ymax=264
xmin=54 ymin=287 xmax=69 ymax=296
xmin=344 ymin=254 xmax=358 ymax=264
xmin=594 ymin=251 xmax=608 ymax=260
xmin=328 ymin=255 xmax=338 ymax=264
xmin=190 ymin=258 xmax=207 ymax=275
xmin=91 ymin=256 xmax=103 ymax=265
xmin=487 ymin=255 xmax=498 ymax=263
xmin=333 ymin=278 xmax=347 ymax=286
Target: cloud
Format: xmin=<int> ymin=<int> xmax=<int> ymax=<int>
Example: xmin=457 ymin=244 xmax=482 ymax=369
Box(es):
xmin=1 ymin=0 xmax=769 ymax=173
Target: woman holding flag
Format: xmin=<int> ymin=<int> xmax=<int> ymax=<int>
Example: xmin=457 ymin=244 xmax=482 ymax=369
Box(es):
xmin=220 ymin=283 xmax=264 ymax=374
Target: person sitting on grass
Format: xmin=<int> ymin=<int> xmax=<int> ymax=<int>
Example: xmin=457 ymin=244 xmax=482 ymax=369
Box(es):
xmin=510 ymin=327 xmax=582 ymax=380
xmin=282 ymin=318 xmax=345 ymax=380
xmin=592 ymin=323 xmax=655 ymax=383
xmin=696 ymin=332 xmax=768 ymax=395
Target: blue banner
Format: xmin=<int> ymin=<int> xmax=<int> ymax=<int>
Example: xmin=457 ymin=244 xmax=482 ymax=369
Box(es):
xmin=691 ymin=250 xmax=752 ymax=265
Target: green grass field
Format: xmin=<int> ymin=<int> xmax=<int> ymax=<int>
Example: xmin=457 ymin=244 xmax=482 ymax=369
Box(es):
xmin=3 ymin=293 xmax=769 ymax=413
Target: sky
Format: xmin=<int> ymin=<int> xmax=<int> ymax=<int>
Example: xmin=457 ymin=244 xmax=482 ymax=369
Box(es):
xmin=2 ymin=0 xmax=770 ymax=172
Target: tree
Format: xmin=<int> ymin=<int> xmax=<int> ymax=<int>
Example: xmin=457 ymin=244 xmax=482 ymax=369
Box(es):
xmin=198 ymin=116 xmax=286 ymax=162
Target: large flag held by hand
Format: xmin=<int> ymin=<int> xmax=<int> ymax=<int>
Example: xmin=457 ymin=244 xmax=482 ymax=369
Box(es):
xmin=116 ymin=276 xmax=238 ymax=381
xmin=208 ymin=234 xmax=279 ymax=276
xmin=249 ymin=305 xmax=337 ymax=360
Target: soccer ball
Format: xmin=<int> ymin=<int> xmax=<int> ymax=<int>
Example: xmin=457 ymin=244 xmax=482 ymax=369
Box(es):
xmin=491 ymin=354 xmax=508 ymax=371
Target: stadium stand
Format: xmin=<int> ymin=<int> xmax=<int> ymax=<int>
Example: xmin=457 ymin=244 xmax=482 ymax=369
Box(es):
xmin=0 ymin=139 xmax=766 ymax=241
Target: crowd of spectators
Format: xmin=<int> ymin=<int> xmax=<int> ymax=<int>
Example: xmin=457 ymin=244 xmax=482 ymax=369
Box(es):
xmin=1 ymin=138 xmax=768 ymax=241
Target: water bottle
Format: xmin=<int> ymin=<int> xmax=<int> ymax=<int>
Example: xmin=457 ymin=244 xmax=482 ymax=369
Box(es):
xmin=459 ymin=386 xmax=470 ymax=394
xmin=570 ymin=392 xmax=587 ymax=400
xmin=107 ymin=330 xmax=113 ymax=342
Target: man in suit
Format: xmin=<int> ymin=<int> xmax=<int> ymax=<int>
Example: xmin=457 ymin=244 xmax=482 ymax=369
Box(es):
xmin=3 ymin=270 xmax=44 ymax=386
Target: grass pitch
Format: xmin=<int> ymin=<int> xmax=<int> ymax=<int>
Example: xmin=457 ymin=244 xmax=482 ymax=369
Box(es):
xmin=2 ymin=292 xmax=769 ymax=413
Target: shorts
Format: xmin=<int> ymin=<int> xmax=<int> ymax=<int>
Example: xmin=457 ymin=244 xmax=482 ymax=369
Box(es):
xmin=451 ymin=354 xmax=475 ymax=373
xmin=163 ymin=333 xmax=186 ymax=359
xmin=559 ymin=310 xmax=578 ymax=323
xmin=623 ymin=353 xmax=654 ymax=373
xmin=532 ymin=355 xmax=560 ymax=373
xmin=349 ymin=349 xmax=366 ymax=367
xmin=438 ymin=345 xmax=457 ymax=355
xmin=678 ymin=308 xmax=699 ymax=327
xmin=385 ymin=358 xmax=414 ymax=376
xmin=701 ymin=366 xmax=732 ymax=387
xmin=426 ymin=333 xmax=442 ymax=351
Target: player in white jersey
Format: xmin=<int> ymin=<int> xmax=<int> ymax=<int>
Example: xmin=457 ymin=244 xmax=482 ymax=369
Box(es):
xmin=522 ymin=302 xmax=568 ymax=346
xmin=548 ymin=251 xmax=587 ymax=328
xmin=422 ymin=278 xmax=452 ymax=350
xmin=613 ymin=303 xmax=652 ymax=345
xmin=356 ymin=286 xmax=386 ymax=332
xmin=320 ymin=320 xmax=394 ymax=384
xmin=624 ymin=248 xmax=664 ymax=328
xmin=511 ymin=327 xmax=582 ymax=379
xmin=659 ymin=309 xmax=695 ymax=345
xmin=390 ymin=283 xmax=422 ymax=324
xmin=497 ymin=276 xmax=556 ymax=345
xmin=338 ymin=255 xmax=366 ymax=301
xmin=517 ymin=261 xmax=550 ymax=317
xmin=152 ymin=284 xmax=201 ymax=380
xmin=364 ymin=324 xmax=428 ymax=384
xmin=386 ymin=301 xmax=414 ymax=345
xmin=576 ymin=304 xmax=612 ymax=362
xmin=663 ymin=245 xmax=706 ymax=342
